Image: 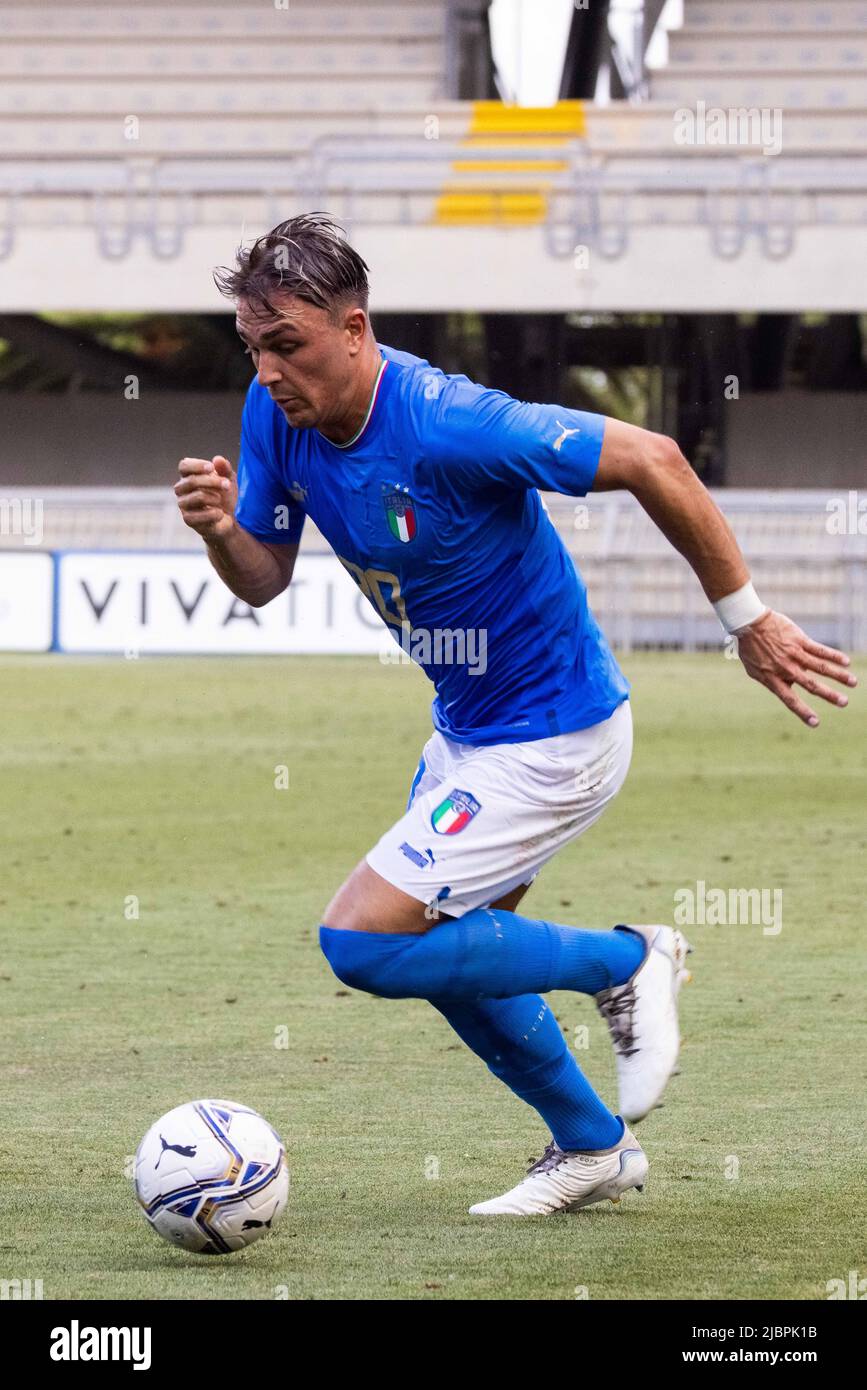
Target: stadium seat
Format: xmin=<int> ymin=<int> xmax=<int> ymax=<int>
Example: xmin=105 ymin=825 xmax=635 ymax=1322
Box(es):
xmin=651 ymin=74 xmax=867 ymax=107
xmin=684 ymin=1 xmax=867 ymax=33
xmin=667 ymin=34 xmax=867 ymax=72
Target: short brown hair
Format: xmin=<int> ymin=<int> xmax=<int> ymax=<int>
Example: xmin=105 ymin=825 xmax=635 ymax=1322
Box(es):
xmin=214 ymin=212 xmax=370 ymax=319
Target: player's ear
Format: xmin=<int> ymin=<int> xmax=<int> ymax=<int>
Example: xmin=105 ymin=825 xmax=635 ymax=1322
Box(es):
xmin=344 ymin=306 xmax=368 ymax=354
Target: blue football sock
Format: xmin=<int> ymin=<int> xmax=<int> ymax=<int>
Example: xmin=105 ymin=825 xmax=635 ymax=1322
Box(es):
xmin=319 ymin=906 xmax=645 ymax=1002
xmin=432 ymin=994 xmax=624 ymax=1151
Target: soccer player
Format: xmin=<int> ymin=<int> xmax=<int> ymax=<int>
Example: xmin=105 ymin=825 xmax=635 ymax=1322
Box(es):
xmin=176 ymin=214 xmax=855 ymax=1216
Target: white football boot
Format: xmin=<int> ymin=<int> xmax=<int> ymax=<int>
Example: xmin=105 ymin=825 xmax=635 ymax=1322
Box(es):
xmin=468 ymin=1126 xmax=647 ymax=1217
xmin=595 ymin=924 xmax=692 ymax=1124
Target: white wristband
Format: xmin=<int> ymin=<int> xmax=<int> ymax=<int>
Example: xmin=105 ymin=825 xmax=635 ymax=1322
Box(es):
xmin=713 ymin=581 xmax=768 ymax=634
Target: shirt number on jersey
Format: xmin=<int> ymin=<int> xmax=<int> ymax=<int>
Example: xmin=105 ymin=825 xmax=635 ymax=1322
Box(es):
xmin=337 ymin=557 xmax=408 ymax=630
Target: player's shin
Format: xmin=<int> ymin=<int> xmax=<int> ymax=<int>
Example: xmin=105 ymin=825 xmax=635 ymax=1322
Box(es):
xmin=432 ymin=994 xmax=623 ymax=1151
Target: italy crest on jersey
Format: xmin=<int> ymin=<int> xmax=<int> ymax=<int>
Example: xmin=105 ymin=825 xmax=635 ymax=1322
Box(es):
xmin=384 ymin=489 xmax=417 ymax=543
xmin=431 ymin=789 xmax=481 ymax=835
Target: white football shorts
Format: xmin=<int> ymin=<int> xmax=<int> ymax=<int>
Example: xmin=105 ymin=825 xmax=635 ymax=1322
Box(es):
xmin=365 ymin=698 xmax=633 ymax=917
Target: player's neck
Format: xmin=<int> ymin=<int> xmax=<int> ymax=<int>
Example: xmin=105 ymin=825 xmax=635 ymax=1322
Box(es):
xmin=319 ymin=342 xmax=382 ymax=447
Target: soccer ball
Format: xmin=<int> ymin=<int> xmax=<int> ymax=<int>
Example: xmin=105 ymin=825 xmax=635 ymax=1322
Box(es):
xmin=134 ymin=1099 xmax=289 ymax=1255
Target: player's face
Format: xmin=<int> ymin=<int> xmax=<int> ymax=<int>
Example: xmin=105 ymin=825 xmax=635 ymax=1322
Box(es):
xmin=235 ymin=295 xmax=364 ymax=431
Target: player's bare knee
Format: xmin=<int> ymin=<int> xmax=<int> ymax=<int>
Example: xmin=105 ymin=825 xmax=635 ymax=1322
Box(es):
xmin=322 ymin=861 xmax=432 ymax=936
xmin=321 ymin=862 xmax=379 ymax=933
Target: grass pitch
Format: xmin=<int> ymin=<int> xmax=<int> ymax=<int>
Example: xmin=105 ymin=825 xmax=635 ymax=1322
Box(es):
xmin=1 ymin=652 xmax=864 ymax=1301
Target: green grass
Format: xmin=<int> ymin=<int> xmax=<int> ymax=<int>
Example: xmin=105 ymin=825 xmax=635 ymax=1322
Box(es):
xmin=1 ymin=652 xmax=864 ymax=1301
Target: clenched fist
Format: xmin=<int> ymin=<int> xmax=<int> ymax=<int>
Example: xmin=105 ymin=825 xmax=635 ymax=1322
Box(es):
xmin=174 ymin=455 xmax=238 ymax=541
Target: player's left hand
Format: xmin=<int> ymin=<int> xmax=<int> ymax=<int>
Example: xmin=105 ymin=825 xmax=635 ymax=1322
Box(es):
xmin=735 ymin=609 xmax=856 ymax=727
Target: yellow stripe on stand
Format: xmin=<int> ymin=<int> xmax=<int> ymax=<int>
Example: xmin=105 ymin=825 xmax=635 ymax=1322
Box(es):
xmin=434 ymin=100 xmax=585 ymax=225
xmin=452 ymin=159 xmax=568 ymax=174
xmin=435 ymin=191 xmax=549 ymax=225
xmin=467 ymin=100 xmax=587 ymax=139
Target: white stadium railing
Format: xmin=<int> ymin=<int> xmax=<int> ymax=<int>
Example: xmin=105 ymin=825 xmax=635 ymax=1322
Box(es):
xmin=1 ymin=146 xmax=864 ymax=266
xmin=2 ymin=486 xmax=864 ymax=651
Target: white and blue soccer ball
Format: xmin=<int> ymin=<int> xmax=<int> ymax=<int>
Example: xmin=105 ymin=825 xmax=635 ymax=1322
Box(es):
xmin=134 ymin=1099 xmax=289 ymax=1255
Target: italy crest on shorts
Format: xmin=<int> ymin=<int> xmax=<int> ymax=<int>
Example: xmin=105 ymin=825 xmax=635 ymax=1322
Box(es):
xmin=384 ymin=489 xmax=417 ymax=543
xmin=431 ymin=789 xmax=481 ymax=835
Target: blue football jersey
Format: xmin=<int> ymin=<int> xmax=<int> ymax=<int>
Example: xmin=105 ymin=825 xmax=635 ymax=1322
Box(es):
xmin=235 ymin=344 xmax=629 ymax=744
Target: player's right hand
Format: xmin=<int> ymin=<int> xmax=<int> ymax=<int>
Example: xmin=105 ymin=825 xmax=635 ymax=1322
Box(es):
xmin=174 ymin=456 xmax=238 ymax=541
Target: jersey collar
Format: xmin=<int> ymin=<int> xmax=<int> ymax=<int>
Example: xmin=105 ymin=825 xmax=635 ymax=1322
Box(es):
xmin=318 ymin=354 xmax=389 ymax=451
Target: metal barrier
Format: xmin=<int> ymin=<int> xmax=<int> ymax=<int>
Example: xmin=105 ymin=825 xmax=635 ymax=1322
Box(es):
xmin=2 ymin=485 xmax=864 ymax=650
xmin=1 ymin=143 xmax=865 ymax=262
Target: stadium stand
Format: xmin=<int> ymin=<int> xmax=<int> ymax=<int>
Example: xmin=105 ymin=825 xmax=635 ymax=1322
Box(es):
xmin=0 ymin=0 xmax=864 ymax=309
